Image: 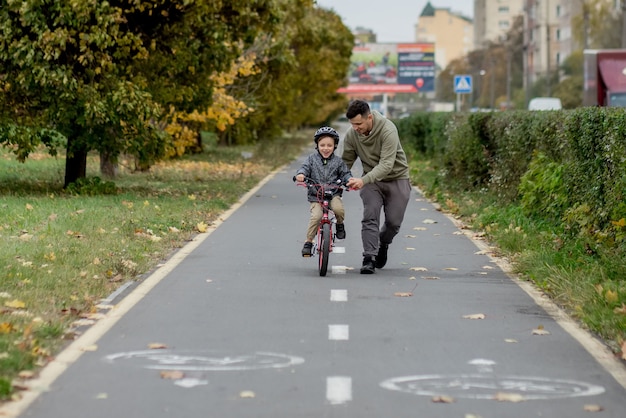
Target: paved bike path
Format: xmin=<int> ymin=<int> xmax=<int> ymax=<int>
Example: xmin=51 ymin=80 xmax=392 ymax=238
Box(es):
xmin=3 ymin=141 xmax=626 ymax=417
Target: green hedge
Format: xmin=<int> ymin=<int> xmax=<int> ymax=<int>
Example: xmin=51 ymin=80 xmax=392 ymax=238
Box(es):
xmin=397 ymin=107 xmax=626 ymax=242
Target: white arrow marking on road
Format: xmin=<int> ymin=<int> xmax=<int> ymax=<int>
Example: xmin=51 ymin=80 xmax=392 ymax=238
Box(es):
xmin=327 ymin=376 xmax=352 ymax=405
xmin=330 ymin=289 xmax=348 ymax=302
xmin=328 ymin=325 xmax=349 ymax=340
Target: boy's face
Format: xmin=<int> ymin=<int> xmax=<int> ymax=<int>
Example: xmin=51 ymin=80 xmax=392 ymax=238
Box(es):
xmin=317 ymin=136 xmax=335 ymax=158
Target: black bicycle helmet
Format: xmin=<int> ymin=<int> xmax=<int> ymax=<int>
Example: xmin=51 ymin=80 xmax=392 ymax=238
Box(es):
xmin=314 ymin=126 xmax=340 ymax=146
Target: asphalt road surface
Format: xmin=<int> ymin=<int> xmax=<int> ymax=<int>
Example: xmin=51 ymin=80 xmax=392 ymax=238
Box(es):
xmin=3 ymin=130 xmax=626 ymax=418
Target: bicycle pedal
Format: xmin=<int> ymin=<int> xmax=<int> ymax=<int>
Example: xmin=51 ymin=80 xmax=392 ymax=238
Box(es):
xmin=302 ymin=254 xmax=312 ymax=258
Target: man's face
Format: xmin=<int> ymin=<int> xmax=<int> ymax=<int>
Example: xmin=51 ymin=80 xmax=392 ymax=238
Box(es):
xmin=349 ymin=113 xmax=373 ymax=136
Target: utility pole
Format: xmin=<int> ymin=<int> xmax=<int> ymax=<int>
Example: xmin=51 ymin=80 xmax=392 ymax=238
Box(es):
xmin=622 ymin=0 xmax=626 ymax=48
xmin=546 ymin=0 xmax=551 ymax=97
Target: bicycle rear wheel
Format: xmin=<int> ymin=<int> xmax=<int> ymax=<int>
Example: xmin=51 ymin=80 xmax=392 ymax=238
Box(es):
xmin=318 ymin=223 xmax=331 ymax=276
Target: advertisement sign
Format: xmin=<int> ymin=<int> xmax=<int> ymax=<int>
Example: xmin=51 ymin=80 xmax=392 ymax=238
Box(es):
xmin=342 ymin=42 xmax=435 ymax=94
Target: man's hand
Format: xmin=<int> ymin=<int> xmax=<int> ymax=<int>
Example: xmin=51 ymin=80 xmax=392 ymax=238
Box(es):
xmin=346 ymin=177 xmax=364 ymax=190
xmin=295 ymin=174 xmax=305 ymax=182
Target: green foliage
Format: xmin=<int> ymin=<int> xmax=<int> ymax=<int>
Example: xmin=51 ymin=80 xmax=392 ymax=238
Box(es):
xmin=519 ymin=151 xmax=568 ymax=221
xmin=441 ymin=112 xmax=492 ymax=190
xmin=0 ymin=0 xmax=286 ymax=184
xmin=64 ymin=176 xmax=118 ymax=196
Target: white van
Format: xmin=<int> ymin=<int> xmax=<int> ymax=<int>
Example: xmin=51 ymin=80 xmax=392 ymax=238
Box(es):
xmin=528 ymin=97 xmax=563 ymax=110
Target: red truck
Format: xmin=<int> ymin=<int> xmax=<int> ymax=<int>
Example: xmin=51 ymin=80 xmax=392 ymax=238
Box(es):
xmin=583 ymin=49 xmax=626 ymax=107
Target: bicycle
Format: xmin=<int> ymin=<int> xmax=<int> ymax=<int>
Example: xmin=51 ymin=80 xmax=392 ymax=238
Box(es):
xmin=294 ymin=176 xmax=347 ymax=277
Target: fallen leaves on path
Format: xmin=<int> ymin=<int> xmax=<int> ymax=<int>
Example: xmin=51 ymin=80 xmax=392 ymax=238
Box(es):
xmin=493 ymin=392 xmax=525 ymax=402
xmin=463 ymin=313 xmax=486 ymax=320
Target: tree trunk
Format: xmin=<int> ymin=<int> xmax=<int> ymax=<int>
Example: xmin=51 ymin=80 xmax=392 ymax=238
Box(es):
xmin=64 ymin=137 xmax=88 ymax=188
xmin=99 ymin=150 xmax=118 ymax=178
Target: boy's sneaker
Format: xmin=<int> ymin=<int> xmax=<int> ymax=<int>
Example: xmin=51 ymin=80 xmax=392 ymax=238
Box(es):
xmin=302 ymin=242 xmax=313 ymax=257
xmin=375 ymin=243 xmax=389 ymax=268
xmin=360 ymin=256 xmax=375 ymax=274
xmin=336 ymin=223 xmax=346 ymax=240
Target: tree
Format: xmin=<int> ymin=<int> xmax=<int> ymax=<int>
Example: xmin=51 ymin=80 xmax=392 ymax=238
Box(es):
xmin=217 ymin=1 xmax=354 ymax=145
xmin=0 ymin=1 xmax=280 ymax=186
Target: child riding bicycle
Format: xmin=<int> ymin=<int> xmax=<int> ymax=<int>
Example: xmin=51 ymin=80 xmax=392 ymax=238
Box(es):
xmin=295 ymin=126 xmax=352 ymax=257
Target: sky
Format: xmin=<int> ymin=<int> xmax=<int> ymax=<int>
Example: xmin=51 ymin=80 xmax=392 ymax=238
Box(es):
xmin=315 ymin=0 xmax=474 ymax=43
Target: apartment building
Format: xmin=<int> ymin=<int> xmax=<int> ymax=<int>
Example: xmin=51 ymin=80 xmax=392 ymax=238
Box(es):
xmin=414 ymin=1 xmax=474 ymax=70
xmin=474 ymin=0 xmax=525 ymax=47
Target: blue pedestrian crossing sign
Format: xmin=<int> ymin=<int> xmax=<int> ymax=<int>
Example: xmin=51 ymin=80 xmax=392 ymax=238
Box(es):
xmin=454 ymin=75 xmax=472 ymax=94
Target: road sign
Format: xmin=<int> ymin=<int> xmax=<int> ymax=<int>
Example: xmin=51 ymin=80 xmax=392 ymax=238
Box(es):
xmin=454 ymin=75 xmax=472 ymax=94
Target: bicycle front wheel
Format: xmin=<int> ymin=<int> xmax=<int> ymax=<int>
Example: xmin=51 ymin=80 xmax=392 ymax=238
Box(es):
xmin=318 ymin=223 xmax=331 ymax=276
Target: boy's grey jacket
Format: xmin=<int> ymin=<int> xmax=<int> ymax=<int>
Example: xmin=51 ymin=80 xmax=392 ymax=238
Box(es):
xmin=296 ymin=152 xmax=353 ymax=203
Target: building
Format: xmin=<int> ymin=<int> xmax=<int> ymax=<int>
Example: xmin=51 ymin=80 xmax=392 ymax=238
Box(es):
xmin=414 ymin=1 xmax=474 ymax=71
xmin=474 ymin=0 xmax=525 ymax=48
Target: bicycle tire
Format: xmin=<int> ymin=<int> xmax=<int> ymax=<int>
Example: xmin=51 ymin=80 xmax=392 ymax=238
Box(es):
xmin=319 ymin=223 xmax=331 ymax=276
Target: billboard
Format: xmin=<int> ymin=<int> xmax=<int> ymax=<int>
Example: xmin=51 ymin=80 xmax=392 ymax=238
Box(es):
xmin=339 ymin=43 xmax=435 ymax=94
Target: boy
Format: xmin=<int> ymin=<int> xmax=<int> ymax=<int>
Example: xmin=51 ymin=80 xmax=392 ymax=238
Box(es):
xmin=295 ymin=126 xmax=352 ymax=257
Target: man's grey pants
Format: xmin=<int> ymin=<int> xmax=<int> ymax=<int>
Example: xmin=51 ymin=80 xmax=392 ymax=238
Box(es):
xmin=359 ymin=178 xmax=411 ymax=258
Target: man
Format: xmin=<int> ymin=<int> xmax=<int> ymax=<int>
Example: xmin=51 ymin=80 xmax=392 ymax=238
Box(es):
xmin=342 ymin=100 xmax=411 ymax=274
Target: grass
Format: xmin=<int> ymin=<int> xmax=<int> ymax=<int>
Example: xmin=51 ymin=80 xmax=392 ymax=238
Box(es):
xmin=0 ymin=132 xmax=309 ymax=400
xmin=409 ymin=158 xmax=626 ymax=356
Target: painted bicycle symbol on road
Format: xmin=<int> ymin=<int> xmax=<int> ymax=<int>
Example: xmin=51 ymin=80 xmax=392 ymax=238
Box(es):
xmin=380 ymin=359 xmax=605 ymax=401
xmin=104 ymin=349 xmax=305 ymax=371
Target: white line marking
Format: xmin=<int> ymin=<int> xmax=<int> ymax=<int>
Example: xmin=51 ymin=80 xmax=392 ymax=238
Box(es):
xmin=328 ymin=324 xmax=349 ymax=340
xmin=330 ymin=289 xmax=348 ymax=302
xmin=333 ymin=247 xmax=346 ymax=253
xmin=0 ymin=168 xmax=285 ymax=418
xmin=326 ymin=376 xmax=352 ymax=405
xmin=414 ymin=183 xmax=626 ymax=391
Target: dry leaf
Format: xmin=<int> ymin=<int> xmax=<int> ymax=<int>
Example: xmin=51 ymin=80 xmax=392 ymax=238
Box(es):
xmin=394 ymin=292 xmax=413 ymax=297
xmin=444 ymin=267 xmax=458 ymax=271
xmin=422 ymin=276 xmax=440 ymax=280
xmin=605 ymin=289 xmax=619 ymax=304
xmin=18 ymin=371 xmax=35 ymax=379
xmin=463 ymin=313 xmax=486 ymax=320
xmin=431 ymin=395 xmax=455 ymax=403
xmin=148 ymin=343 xmax=168 ymax=349
xmin=532 ymin=328 xmax=551 ymax=335
xmin=614 ymin=304 xmax=626 ymax=314
xmin=4 ymin=300 xmax=26 ymax=309
xmin=493 ymin=392 xmax=525 ymax=402
xmin=239 ymin=390 xmax=256 ymax=398
xmin=81 ymin=345 xmax=98 ymax=352
xmin=583 ymin=404 xmax=604 ymax=412
xmin=482 ymin=265 xmax=494 ymax=270
xmin=405 ymin=247 xmax=416 ymax=250
xmin=0 ymin=322 xmax=16 ymax=334
xmin=25 ymin=204 xmax=33 ymax=211
xmin=410 ymin=267 xmax=428 ymax=271
xmin=405 ymin=234 xmax=416 ymax=238
xmin=474 ymin=250 xmax=489 ymax=255
xmin=413 ymin=226 xmax=427 ymax=231
xmin=196 ymin=222 xmax=208 ymax=233
xmin=423 ymin=219 xmax=437 ymax=224
xmin=504 ymin=338 xmax=518 ymax=343
xmin=160 ymin=370 xmax=185 ymax=380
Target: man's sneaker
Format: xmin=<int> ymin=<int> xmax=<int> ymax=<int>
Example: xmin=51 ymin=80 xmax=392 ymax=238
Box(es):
xmin=375 ymin=243 xmax=389 ymax=268
xmin=360 ymin=256 xmax=375 ymax=274
xmin=336 ymin=223 xmax=346 ymax=240
xmin=302 ymin=242 xmax=313 ymax=257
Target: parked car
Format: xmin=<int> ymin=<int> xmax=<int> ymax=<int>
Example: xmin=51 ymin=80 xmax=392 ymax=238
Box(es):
xmin=528 ymin=97 xmax=562 ymax=110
